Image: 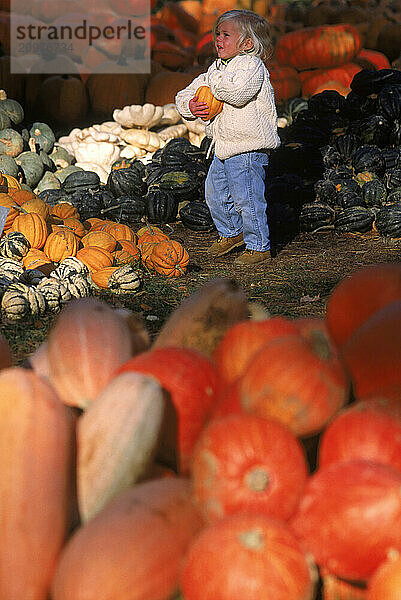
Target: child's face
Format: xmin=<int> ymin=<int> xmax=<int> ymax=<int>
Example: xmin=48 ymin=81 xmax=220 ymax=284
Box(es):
xmin=215 ymin=20 xmax=252 ymax=60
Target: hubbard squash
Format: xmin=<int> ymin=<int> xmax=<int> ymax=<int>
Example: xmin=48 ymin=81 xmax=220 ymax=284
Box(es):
xmin=77 ymin=371 xmax=165 ymax=522
xmin=47 ymin=297 xmax=134 ymax=409
xmin=0 ymin=367 xmax=74 ymax=600
xmin=153 ymin=277 xmax=248 ymax=358
xmin=51 ymin=478 xmax=204 ymax=600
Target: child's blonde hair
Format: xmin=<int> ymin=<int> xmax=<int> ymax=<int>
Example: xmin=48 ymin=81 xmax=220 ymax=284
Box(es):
xmin=213 ymin=9 xmax=273 ymax=61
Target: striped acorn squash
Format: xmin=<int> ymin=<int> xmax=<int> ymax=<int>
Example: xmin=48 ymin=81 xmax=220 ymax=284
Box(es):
xmin=299 ymin=201 xmax=336 ymax=232
xmin=334 ymin=206 xmax=375 ymax=233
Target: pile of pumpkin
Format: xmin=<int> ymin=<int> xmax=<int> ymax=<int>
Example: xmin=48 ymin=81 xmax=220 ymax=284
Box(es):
xmin=266 ymin=67 xmax=401 ymax=240
xmin=0 ymin=263 xmax=400 ymax=599
xmin=0 ymin=177 xmax=193 ymax=321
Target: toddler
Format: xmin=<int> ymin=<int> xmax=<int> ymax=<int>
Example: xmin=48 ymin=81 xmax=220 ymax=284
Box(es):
xmin=175 ymin=9 xmax=281 ymax=265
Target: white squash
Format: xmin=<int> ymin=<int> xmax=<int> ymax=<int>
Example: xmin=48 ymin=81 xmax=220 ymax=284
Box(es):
xmin=159 ymin=103 xmax=181 ymax=127
xmin=158 ymin=123 xmax=188 ymax=141
xmin=120 ymin=128 xmax=165 ymax=152
xmin=72 ymin=139 xmax=120 ymax=169
xmin=113 ymin=103 xmax=164 ymax=129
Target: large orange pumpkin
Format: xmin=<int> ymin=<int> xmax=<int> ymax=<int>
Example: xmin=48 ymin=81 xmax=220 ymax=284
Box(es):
xmin=236 ymin=332 xmax=350 ymax=437
xmin=0 ymin=367 xmax=73 ymax=600
xmin=325 ymin=263 xmax=401 ymax=349
xmin=274 ymin=24 xmax=362 ymax=70
xmin=341 ymin=299 xmax=401 ymax=400
xmin=191 ymin=414 xmax=308 ymax=523
xmin=300 ymin=62 xmax=361 ymax=96
xmin=180 ymin=514 xmax=316 ymax=600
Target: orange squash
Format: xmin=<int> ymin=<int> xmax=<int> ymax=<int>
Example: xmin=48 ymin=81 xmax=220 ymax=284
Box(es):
xmin=90 ymin=266 xmax=120 ymax=289
xmin=151 ymin=239 xmax=189 ymax=277
xmin=62 ymin=218 xmax=86 ymax=238
xmin=104 ymin=221 xmax=136 ymax=243
xmin=51 ymin=202 xmax=80 ymax=220
xmin=11 ymin=212 xmax=48 ymax=248
xmin=22 ymin=248 xmax=55 ymax=275
xmin=76 ymin=246 xmax=114 ymax=273
xmin=195 ymin=85 xmax=223 ymax=121
xmin=0 ymin=367 xmax=74 ymax=600
xmin=44 ymin=229 xmax=79 ymax=262
xmin=19 ymin=197 xmax=50 ymax=220
xmin=7 ymin=189 xmax=37 ymax=205
xmin=51 ymin=477 xmax=204 ymax=600
xmin=81 ymin=230 xmax=117 ymax=253
xmin=47 ymin=297 xmax=135 ymax=409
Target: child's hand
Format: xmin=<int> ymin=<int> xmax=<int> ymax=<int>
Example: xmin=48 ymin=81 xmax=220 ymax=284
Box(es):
xmin=189 ymin=95 xmax=210 ymax=119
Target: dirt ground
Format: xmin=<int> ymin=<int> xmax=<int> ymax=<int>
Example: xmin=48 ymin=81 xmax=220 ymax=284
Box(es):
xmin=168 ymin=221 xmax=401 ymax=320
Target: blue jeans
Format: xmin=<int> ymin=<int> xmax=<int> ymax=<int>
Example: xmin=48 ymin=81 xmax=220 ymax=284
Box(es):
xmin=205 ymin=151 xmax=270 ymax=251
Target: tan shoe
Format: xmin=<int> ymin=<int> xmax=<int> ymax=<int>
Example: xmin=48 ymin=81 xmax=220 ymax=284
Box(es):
xmin=233 ymin=249 xmax=271 ymax=265
xmin=206 ymin=232 xmax=244 ymax=257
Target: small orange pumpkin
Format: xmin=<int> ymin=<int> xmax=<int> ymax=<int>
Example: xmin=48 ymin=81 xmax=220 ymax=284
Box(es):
xmin=91 ymin=266 xmax=120 ymax=289
xmin=0 ymin=171 xmax=22 ymax=193
xmin=118 ymin=239 xmax=141 ymax=256
xmin=195 ymin=86 xmax=223 ymax=121
xmin=76 ymin=246 xmax=114 ymax=273
xmin=7 ymin=189 xmax=37 ymax=205
xmin=51 ymin=203 xmax=80 ymax=220
xmin=11 ymin=212 xmax=49 ymax=248
xmin=20 ymin=197 xmax=50 ymax=221
xmin=81 ymin=230 xmax=117 ymax=253
xmin=23 ymin=248 xmax=55 ymax=275
xmin=44 ymin=229 xmax=79 ymax=262
xmin=104 ymin=222 xmax=136 ymax=243
xmin=151 ymin=240 xmax=189 ymax=277
xmin=62 ymin=218 xmax=86 ymax=238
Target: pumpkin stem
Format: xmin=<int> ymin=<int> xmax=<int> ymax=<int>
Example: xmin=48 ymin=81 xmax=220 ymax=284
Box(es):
xmin=238 ymin=528 xmax=265 ymax=551
xmin=244 ymin=467 xmax=270 ymax=492
xmin=28 ymin=137 xmax=38 ymax=154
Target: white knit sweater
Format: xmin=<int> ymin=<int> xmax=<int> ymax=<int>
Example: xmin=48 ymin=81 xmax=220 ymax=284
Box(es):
xmin=175 ymin=54 xmax=281 ymax=160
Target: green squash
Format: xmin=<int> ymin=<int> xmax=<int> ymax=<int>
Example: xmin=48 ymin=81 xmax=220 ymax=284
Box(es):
xmin=15 ymin=151 xmax=44 ymax=188
xmin=0 ymin=90 xmax=24 ymax=125
xmin=0 ymin=155 xmax=20 ymax=178
xmin=0 ymin=109 xmax=11 ymax=130
xmin=29 ymin=122 xmax=56 ymax=153
xmin=0 ymin=128 xmax=24 ymax=157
